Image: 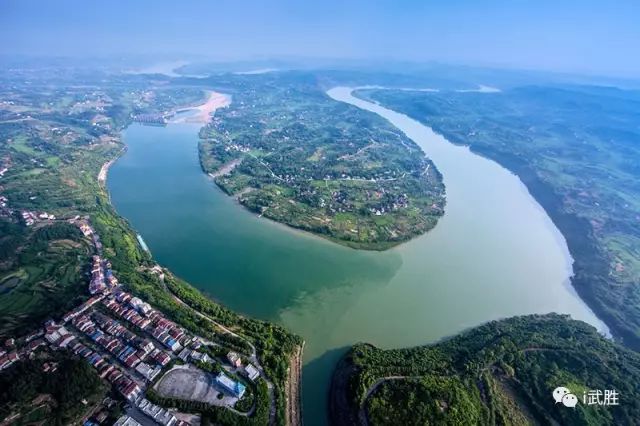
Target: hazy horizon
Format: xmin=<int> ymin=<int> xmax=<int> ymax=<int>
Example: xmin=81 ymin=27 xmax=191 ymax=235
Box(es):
xmin=1 ymin=0 xmax=639 ymax=78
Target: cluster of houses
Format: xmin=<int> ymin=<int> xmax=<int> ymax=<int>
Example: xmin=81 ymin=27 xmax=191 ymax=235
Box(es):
xmin=0 ymin=330 xmax=46 ymax=372
xmin=0 ymin=348 xmax=20 ymax=371
xmin=20 ymin=211 xmax=37 ymax=226
xmin=135 ymin=397 xmax=183 ymax=426
xmin=178 ymin=346 xmax=212 ymax=364
xmin=0 ymin=234 xmax=259 ymax=424
xmin=226 ymin=350 xmax=260 ymax=382
xmin=62 ymin=295 xmax=103 ymax=323
xmin=89 ymin=255 xmax=118 ymax=295
xmin=103 ymin=290 xmax=192 ymax=354
xmin=43 ymin=321 xmax=143 ymax=401
xmin=0 ymin=195 xmax=7 ymax=208
xmin=79 ymin=222 xmax=94 ymax=237
xmin=20 ymin=210 xmax=57 ymax=226
xmin=70 ymin=312 xmax=166 ymax=382
xmin=104 ymin=294 xmax=151 ymax=329
xmin=223 ymin=142 xmax=250 ymax=153
xmin=69 ymin=218 xmax=103 ymax=254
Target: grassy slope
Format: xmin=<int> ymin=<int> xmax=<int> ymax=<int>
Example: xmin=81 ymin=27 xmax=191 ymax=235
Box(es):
xmin=330 ymin=314 xmax=640 ymax=425
xmin=358 ymin=86 xmax=640 ymax=349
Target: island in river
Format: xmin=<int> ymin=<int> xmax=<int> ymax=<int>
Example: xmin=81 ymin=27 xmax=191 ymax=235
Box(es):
xmin=198 ymin=75 xmax=445 ymax=249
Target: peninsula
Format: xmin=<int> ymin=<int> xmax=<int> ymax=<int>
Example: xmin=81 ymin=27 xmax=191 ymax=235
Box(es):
xmin=330 ymin=314 xmax=640 ymax=425
xmin=198 ymin=76 xmax=445 ymax=250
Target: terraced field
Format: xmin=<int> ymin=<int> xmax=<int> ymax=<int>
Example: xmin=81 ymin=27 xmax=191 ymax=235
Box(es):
xmin=199 ymin=75 xmax=445 ymax=249
xmin=0 ymin=223 xmax=93 ymax=338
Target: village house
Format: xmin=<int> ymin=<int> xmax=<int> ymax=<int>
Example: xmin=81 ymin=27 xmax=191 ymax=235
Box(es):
xmin=190 ymin=350 xmax=212 ymax=364
xmin=114 ymin=415 xmax=142 ymax=426
xmin=244 ymin=363 xmax=260 ymax=381
xmin=227 ymin=351 xmax=242 ymax=368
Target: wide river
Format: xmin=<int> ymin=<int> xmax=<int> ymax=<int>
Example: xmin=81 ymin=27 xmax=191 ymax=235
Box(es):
xmin=108 ymin=87 xmax=607 ymax=425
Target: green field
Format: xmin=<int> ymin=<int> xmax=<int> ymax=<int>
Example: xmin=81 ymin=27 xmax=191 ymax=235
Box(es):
xmin=0 ymin=229 xmax=91 ymax=338
xmin=199 ymin=74 xmax=445 ymax=249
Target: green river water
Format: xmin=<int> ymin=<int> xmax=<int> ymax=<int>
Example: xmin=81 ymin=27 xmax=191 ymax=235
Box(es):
xmin=108 ymin=87 xmax=607 ymax=425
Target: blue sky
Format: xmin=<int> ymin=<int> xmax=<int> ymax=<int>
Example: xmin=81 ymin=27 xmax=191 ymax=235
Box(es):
xmin=1 ymin=0 xmax=639 ymax=77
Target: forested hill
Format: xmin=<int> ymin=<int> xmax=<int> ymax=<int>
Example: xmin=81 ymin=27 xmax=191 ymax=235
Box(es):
xmin=330 ymin=314 xmax=640 ymax=425
xmin=355 ymin=86 xmax=640 ymax=349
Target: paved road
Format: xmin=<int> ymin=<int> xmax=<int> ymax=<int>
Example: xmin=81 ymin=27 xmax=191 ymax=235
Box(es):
xmin=170 ymin=293 xmax=276 ymax=424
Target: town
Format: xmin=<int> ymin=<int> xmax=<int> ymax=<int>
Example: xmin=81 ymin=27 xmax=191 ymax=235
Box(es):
xmin=0 ymin=220 xmax=266 ymax=426
xmin=0 ymin=72 xmax=303 ymax=426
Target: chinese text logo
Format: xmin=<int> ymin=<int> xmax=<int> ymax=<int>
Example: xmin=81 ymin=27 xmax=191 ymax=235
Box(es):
xmin=553 ymin=386 xmax=619 ymax=408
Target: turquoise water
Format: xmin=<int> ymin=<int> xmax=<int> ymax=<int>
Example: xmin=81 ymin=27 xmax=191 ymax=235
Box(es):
xmin=108 ymin=89 xmax=606 ymax=425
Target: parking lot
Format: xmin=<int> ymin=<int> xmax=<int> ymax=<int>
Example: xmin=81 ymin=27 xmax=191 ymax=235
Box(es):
xmin=154 ymin=365 xmax=237 ymax=407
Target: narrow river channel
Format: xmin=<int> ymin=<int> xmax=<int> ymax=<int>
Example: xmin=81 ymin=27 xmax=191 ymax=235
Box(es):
xmin=108 ymin=87 xmax=607 ymax=425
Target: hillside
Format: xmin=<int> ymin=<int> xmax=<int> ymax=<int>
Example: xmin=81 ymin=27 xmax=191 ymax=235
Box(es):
xmin=330 ymin=314 xmax=640 ymax=425
xmin=0 ymin=65 xmax=302 ymax=425
xmin=198 ymin=73 xmax=445 ymax=250
xmin=357 ymin=86 xmax=640 ymax=349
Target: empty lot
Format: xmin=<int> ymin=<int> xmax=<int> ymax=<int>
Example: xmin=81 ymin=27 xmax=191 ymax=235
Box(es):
xmin=154 ymin=366 xmax=236 ymax=407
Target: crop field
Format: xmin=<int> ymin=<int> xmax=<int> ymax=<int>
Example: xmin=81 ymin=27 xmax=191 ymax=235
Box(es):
xmin=199 ymin=74 xmax=445 ymax=249
xmin=0 ymin=225 xmax=93 ymax=338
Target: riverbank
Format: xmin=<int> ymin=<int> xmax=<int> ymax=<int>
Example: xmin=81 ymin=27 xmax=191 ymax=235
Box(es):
xmin=328 ymin=352 xmax=359 ymax=426
xmin=207 ymin=158 xmax=242 ymax=178
xmin=285 ymin=343 xmax=304 ymax=426
xmin=464 ymin=144 xmax=627 ymax=345
xmin=171 ymin=91 xmax=230 ymax=124
xmin=353 ymin=88 xmax=623 ymax=347
xmin=329 ymin=314 xmax=640 ymax=425
xmin=98 ymin=146 xmax=127 ymax=185
xmin=106 ymin=95 xmax=304 ymax=423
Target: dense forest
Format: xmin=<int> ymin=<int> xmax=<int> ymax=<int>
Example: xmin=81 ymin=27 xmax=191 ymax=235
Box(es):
xmin=330 ymin=314 xmax=640 ymax=425
xmin=0 ymin=353 xmax=108 ymax=425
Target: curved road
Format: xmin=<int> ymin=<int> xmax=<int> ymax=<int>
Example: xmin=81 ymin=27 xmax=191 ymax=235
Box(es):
xmin=168 ymin=287 xmax=278 ymax=424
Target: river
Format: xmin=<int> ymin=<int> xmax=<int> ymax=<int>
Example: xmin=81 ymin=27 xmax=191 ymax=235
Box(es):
xmin=108 ymin=87 xmax=607 ymax=425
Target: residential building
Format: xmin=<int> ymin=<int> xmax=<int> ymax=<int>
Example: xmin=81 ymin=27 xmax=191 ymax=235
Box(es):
xmin=227 ymin=351 xmax=242 ymax=368
xmin=114 ymin=415 xmax=142 ymax=426
xmin=244 ymin=363 xmax=260 ymax=381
